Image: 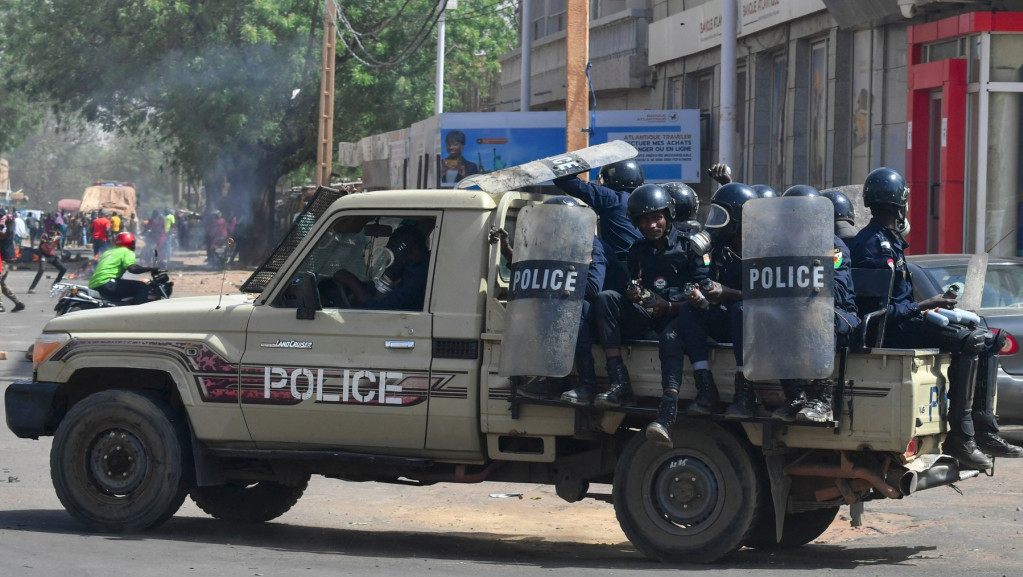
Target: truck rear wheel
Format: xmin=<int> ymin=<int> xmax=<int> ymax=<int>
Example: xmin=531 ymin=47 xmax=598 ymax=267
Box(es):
xmin=190 ymin=477 xmax=310 ymax=523
xmin=50 ymin=390 xmax=192 ymax=533
xmin=745 ymin=505 xmax=840 ymax=549
xmin=613 ymin=421 xmax=762 ymax=563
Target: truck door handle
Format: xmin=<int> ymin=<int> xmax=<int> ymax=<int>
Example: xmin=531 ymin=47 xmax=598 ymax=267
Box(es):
xmin=385 ymin=340 xmax=415 ymax=349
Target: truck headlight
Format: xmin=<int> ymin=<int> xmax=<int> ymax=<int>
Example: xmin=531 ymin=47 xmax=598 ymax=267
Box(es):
xmin=33 ymin=333 xmax=70 ymax=369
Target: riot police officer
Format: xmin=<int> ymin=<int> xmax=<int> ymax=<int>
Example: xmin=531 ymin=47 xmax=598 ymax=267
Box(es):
xmin=821 ymin=188 xmax=860 ymax=242
xmin=554 ymin=159 xmax=643 ymax=294
xmin=662 ymin=182 xmax=703 ymax=232
xmin=644 ymin=183 xmax=752 ymax=446
xmin=590 ymin=184 xmax=710 ymax=412
xmin=850 ymin=167 xmax=1023 ymax=470
xmin=489 ymin=196 xmax=607 ymax=403
xmin=770 ymin=185 xmax=861 ymax=423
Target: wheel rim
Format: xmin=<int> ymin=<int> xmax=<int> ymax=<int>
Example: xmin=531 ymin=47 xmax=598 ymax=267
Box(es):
xmin=645 ymin=452 xmax=722 ymax=534
xmin=87 ymin=428 xmax=150 ymax=496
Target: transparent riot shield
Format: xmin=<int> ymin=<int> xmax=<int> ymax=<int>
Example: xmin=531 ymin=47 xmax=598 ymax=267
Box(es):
xmin=499 ymin=204 xmax=597 ymax=377
xmin=742 ymin=197 xmax=835 ymax=381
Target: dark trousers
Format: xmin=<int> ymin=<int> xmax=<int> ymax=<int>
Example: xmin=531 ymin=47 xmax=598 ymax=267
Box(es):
xmin=29 ymin=255 xmax=67 ymax=290
xmin=594 ymin=289 xmax=672 ymax=350
xmin=97 ymin=278 xmax=149 ymax=305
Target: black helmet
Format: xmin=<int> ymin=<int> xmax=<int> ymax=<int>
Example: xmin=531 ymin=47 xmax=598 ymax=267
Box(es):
xmin=821 ymin=189 xmax=855 ymax=224
xmin=752 ymin=184 xmax=778 ymax=198
xmin=705 ymin=183 xmax=757 ymax=235
xmin=662 ymin=182 xmax=700 ymax=220
xmin=782 ymin=184 xmax=820 ymax=197
xmin=598 ymin=160 xmax=644 ymax=192
xmin=542 ymin=195 xmax=581 ymax=207
xmin=627 ymin=184 xmax=674 ymax=224
xmin=862 ymin=167 xmax=908 ymax=214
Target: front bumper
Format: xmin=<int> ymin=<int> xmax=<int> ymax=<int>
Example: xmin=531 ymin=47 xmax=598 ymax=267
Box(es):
xmin=5 ymin=379 xmax=62 ymax=439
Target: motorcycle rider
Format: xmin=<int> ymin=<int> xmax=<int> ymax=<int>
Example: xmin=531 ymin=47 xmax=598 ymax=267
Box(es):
xmin=88 ymin=232 xmax=160 ymax=305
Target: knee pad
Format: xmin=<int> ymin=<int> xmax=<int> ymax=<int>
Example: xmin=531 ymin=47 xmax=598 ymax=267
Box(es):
xmin=959 ymin=328 xmax=987 ymax=355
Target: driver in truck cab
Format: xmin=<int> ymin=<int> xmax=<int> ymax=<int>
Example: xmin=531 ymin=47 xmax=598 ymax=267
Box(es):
xmin=331 ymin=224 xmax=430 ymax=311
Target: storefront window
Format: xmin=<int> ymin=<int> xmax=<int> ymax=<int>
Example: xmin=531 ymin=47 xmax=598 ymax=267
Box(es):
xmin=985 ymin=35 xmax=1023 ymax=256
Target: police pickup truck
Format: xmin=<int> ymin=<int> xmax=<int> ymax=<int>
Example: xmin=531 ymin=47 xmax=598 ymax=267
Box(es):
xmin=5 ymin=143 xmax=985 ymax=563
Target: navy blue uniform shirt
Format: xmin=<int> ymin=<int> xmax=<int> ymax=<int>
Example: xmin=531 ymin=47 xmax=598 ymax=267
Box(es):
xmin=554 ymin=175 xmax=641 ymax=258
xmin=627 ymin=227 xmax=709 ymax=302
xmin=586 ymin=236 xmax=607 ymax=301
xmin=849 ymin=219 xmax=917 ymax=321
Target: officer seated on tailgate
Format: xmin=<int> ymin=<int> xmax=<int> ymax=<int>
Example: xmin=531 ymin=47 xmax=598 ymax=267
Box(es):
xmin=850 ymin=167 xmax=1023 ymax=470
xmin=588 ymin=184 xmax=711 ymax=412
xmin=330 ymin=223 xmax=431 ymax=311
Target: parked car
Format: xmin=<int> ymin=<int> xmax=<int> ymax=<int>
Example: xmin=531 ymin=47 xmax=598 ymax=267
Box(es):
xmin=907 ymin=254 xmax=1023 ymax=423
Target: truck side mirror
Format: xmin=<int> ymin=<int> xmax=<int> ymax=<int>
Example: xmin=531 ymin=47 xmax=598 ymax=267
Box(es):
xmin=294 ymin=272 xmax=322 ymax=320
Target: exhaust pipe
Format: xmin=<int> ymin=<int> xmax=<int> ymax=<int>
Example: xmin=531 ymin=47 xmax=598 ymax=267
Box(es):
xmin=898 ymin=461 xmax=980 ymax=495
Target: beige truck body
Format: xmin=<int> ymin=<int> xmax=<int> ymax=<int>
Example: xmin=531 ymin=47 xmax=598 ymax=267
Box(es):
xmin=9 ymin=187 xmax=978 ymax=563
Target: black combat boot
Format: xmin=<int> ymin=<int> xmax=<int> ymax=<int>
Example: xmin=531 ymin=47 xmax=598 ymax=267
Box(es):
xmin=686 ymin=369 xmax=719 ymax=416
xmin=772 ymin=379 xmax=806 ymax=422
xmin=561 ymin=356 xmax=599 ymax=406
xmin=943 ymin=355 xmax=993 ymax=470
xmin=646 ymin=389 xmax=679 ymax=448
xmin=972 ymin=349 xmax=1023 ymax=458
xmin=797 ymin=379 xmax=834 ymax=423
xmin=516 ymin=377 xmax=568 ymax=400
xmin=594 ymin=356 xmax=634 ymax=409
xmin=724 ymin=372 xmax=757 ymax=420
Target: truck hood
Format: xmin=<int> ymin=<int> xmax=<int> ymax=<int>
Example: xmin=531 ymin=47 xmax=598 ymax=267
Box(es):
xmin=46 ymin=294 xmax=255 ymax=335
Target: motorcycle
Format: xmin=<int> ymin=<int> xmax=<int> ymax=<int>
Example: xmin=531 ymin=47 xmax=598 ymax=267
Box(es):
xmin=209 ymin=236 xmax=231 ymax=270
xmin=52 ymin=268 xmax=174 ymax=316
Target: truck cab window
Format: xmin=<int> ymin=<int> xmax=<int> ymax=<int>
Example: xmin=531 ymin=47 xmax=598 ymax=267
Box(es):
xmin=279 ymin=215 xmax=435 ymax=311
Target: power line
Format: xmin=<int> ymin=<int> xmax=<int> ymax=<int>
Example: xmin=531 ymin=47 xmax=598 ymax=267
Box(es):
xmin=329 ymin=0 xmax=445 ymax=68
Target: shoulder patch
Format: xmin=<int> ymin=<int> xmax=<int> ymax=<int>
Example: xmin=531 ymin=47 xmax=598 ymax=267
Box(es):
xmin=703 ymin=253 xmax=711 ymax=266
xmin=833 ymin=247 xmax=843 ymax=269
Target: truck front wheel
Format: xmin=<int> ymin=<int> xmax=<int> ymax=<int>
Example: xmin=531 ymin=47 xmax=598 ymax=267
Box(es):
xmin=190 ymin=477 xmax=310 ymax=523
xmin=50 ymin=390 xmax=192 ymax=533
xmin=613 ymin=420 xmax=762 ymax=563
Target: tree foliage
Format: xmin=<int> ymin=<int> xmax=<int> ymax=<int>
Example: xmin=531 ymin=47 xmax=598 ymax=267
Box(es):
xmin=0 ymin=0 xmax=517 ymax=253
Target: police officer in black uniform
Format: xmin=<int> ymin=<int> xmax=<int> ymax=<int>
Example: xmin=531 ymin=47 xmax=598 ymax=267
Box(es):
xmin=821 ymin=188 xmax=860 ymax=243
xmin=647 ymin=183 xmax=759 ymax=448
xmin=489 ymin=196 xmax=607 ymax=402
xmin=590 ymin=184 xmax=710 ymax=412
xmin=850 ymin=167 xmax=1023 ymax=470
xmin=554 ymin=160 xmax=643 ymax=294
xmin=770 ymin=185 xmax=861 ymax=423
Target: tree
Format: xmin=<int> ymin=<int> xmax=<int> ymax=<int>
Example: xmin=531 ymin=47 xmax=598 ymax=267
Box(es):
xmin=0 ymin=0 xmax=516 ymax=258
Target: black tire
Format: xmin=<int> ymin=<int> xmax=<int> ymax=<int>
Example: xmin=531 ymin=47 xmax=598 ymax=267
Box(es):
xmin=50 ymin=390 xmax=193 ymax=533
xmin=190 ymin=477 xmax=310 ymax=523
xmin=745 ymin=505 xmax=839 ymax=549
xmin=613 ymin=421 xmax=762 ymax=563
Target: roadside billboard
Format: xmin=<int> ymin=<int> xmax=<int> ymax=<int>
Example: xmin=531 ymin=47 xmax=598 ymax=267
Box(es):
xmin=423 ymin=110 xmax=700 ymax=188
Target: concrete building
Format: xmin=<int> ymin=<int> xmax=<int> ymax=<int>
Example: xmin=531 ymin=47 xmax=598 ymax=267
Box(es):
xmin=496 ymin=0 xmax=1023 ymax=256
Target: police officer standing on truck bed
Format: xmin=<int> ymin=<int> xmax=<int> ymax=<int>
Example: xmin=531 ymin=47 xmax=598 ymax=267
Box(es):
xmin=553 ymin=159 xmax=643 ymax=294
xmin=850 ymin=167 xmax=1023 ymax=470
xmin=590 ymin=184 xmax=710 ymax=413
xmin=489 ymin=196 xmax=608 ymax=402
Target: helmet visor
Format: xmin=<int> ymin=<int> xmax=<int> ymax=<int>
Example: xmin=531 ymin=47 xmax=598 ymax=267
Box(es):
xmin=704 ymin=204 xmax=731 ymax=229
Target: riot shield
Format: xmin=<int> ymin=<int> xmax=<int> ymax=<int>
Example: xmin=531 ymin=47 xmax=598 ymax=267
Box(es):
xmin=742 ymin=197 xmax=835 ymax=381
xmin=499 ymin=203 xmax=597 ymax=377
xmin=458 ymin=141 xmax=638 ymax=193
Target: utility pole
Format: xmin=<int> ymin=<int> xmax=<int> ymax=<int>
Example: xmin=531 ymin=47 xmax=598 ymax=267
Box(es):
xmin=317 ymin=1 xmax=337 ymax=187
xmin=520 ymin=0 xmax=532 ymax=112
xmin=436 ymin=0 xmax=453 ymax=114
xmin=719 ymin=0 xmax=737 ymax=169
xmin=565 ymin=0 xmax=589 ymax=154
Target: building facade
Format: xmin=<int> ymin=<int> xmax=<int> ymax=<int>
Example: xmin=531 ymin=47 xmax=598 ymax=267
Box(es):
xmin=496 ymin=0 xmax=1023 ymax=256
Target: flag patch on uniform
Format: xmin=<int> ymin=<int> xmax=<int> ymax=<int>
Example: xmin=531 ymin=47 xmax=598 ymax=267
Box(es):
xmin=703 ymin=254 xmax=711 ymax=266
xmin=833 ymin=248 xmax=843 ymax=269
